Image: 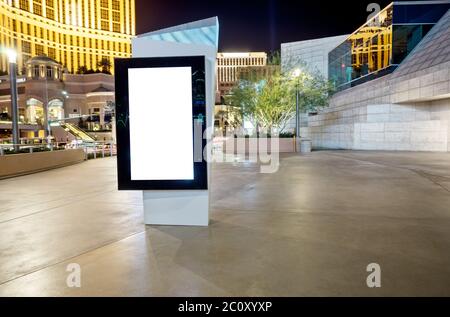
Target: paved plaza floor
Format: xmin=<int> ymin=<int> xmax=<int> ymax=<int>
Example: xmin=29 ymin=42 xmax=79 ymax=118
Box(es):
xmin=0 ymin=151 xmax=449 ymax=296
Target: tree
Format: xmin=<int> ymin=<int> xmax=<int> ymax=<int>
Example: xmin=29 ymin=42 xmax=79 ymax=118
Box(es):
xmin=228 ymin=64 xmax=333 ymax=134
xmin=253 ymin=75 xmax=296 ymax=133
xmin=97 ymin=58 xmax=112 ymax=74
xmin=77 ymin=66 xmax=88 ymax=74
xmin=227 ymin=79 xmax=259 ymax=127
xmin=267 ymin=50 xmax=281 ymax=66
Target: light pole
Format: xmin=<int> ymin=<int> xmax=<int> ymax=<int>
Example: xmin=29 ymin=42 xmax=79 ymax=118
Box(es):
xmin=292 ymin=68 xmax=302 ymax=141
xmin=7 ymin=49 xmax=19 ymax=152
xmin=43 ymin=73 xmax=51 ymax=141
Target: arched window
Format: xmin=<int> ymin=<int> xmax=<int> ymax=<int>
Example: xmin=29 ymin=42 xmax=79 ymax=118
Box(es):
xmin=46 ymin=66 xmax=53 ymax=78
xmin=26 ymin=98 xmax=44 ymax=124
xmin=33 ymin=65 xmax=40 ymax=78
xmin=48 ymin=99 xmax=64 ymax=125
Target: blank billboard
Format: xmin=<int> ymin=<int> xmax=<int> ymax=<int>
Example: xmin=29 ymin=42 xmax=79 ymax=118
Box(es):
xmin=128 ymin=67 xmax=194 ymax=181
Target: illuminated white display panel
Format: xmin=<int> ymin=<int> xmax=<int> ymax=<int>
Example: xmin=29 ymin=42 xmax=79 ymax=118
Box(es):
xmin=128 ymin=67 xmax=194 ymax=181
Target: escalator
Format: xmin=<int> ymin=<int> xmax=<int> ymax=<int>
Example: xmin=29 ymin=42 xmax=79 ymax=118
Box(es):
xmin=60 ymin=122 xmax=96 ymax=142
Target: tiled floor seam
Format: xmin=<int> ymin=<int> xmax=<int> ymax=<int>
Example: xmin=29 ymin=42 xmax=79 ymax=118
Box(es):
xmin=0 ymin=229 xmax=148 ymax=287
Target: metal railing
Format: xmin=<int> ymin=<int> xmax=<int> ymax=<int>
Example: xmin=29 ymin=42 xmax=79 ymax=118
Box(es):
xmin=0 ymin=142 xmax=64 ymax=156
xmin=76 ymin=141 xmax=116 ymax=160
xmin=0 ymin=140 xmax=116 ymax=159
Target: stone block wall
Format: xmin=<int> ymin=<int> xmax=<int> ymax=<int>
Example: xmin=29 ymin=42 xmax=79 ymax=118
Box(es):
xmin=300 ymin=61 xmax=450 ymax=152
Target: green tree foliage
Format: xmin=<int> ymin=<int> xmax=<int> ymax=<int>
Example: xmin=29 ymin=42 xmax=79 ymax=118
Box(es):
xmin=97 ymin=57 xmax=112 ymax=74
xmin=253 ymin=75 xmax=295 ymax=132
xmin=228 ymin=59 xmax=333 ymax=134
xmin=77 ymin=66 xmax=88 ymax=74
xmin=267 ymin=50 xmax=281 ymax=66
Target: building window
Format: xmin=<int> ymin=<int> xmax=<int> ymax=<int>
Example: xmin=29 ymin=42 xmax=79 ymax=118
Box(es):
xmin=48 ymin=47 xmax=56 ymax=60
xmin=33 ymin=0 xmax=43 ymax=16
xmin=93 ymin=4 xmax=98 ymax=28
xmin=35 ymin=44 xmax=44 ymax=56
xmin=22 ymin=41 xmax=31 ymax=54
xmin=19 ymin=0 xmax=29 ymax=11
xmin=112 ymin=10 xmax=120 ymax=22
xmin=61 ymin=1 xmax=66 ymax=23
xmin=46 ymin=8 xmax=55 ymax=20
xmin=81 ymin=0 xmax=85 ymax=26
xmin=112 ymin=23 xmax=120 ymax=33
xmin=101 ymin=9 xmax=109 ymax=20
xmin=101 ymin=20 xmax=109 ymax=31
xmin=112 ymin=0 xmax=120 ymax=11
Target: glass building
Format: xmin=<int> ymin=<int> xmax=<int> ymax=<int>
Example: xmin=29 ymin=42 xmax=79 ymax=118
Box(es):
xmin=329 ymin=1 xmax=450 ymax=91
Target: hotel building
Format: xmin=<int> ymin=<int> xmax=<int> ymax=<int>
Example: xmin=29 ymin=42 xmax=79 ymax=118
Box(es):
xmin=216 ymin=52 xmax=267 ymax=98
xmin=0 ymin=0 xmax=135 ymax=74
xmin=0 ymin=55 xmax=114 ymax=141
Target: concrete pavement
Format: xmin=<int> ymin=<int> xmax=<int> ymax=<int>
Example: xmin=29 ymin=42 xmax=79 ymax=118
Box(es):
xmin=0 ymin=151 xmax=449 ymax=296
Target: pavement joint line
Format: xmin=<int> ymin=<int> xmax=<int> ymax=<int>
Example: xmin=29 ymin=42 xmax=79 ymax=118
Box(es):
xmin=0 ymin=189 xmax=117 ymax=225
xmin=407 ymin=169 xmax=450 ymax=194
xmin=0 ymin=228 xmax=148 ymax=287
xmin=212 ymin=207 xmax=450 ymax=222
xmin=0 ymin=186 xmax=117 ymax=214
xmin=325 ymin=153 xmax=450 ymax=195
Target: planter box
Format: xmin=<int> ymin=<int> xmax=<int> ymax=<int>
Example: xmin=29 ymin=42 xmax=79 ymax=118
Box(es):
xmin=222 ymin=137 xmax=296 ymax=154
xmin=0 ymin=149 xmax=85 ymax=179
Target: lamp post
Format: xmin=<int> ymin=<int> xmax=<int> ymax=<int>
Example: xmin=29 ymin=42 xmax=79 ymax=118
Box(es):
xmin=7 ymin=49 xmax=19 ymax=152
xmin=43 ymin=73 xmax=51 ymax=141
xmin=292 ymin=68 xmax=302 ymax=141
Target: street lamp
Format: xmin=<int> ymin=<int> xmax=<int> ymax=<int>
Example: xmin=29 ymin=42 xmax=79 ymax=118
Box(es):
xmin=292 ymin=68 xmax=302 ymax=140
xmin=7 ymin=49 xmax=20 ymax=152
xmin=43 ymin=68 xmax=51 ymax=142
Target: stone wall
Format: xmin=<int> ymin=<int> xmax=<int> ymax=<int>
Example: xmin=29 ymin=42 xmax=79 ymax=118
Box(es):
xmin=0 ymin=149 xmax=85 ymax=179
xmin=300 ymin=61 xmax=450 ymax=152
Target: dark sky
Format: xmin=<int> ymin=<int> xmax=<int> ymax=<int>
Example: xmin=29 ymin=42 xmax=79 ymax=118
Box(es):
xmin=135 ymin=0 xmax=394 ymax=52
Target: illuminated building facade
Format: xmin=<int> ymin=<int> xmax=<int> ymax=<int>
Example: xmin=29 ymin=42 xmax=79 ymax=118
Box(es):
xmin=0 ymin=0 xmax=135 ymax=75
xmin=216 ymin=52 xmax=267 ymax=99
xmin=0 ymin=56 xmax=114 ymax=140
xmin=329 ymin=1 xmax=450 ymax=91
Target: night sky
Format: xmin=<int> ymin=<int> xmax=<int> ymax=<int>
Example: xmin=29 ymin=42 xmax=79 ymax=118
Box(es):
xmin=135 ymin=0 xmax=395 ymax=52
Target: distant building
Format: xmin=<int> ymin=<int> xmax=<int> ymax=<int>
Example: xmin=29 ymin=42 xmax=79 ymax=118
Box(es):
xmin=238 ymin=64 xmax=280 ymax=82
xmin=0 ymin=56 xmax=114 ymax=140
xmin=0 ymin=0 xmax=135 ymax=75
xmin=216 ymin=52 xmax=267 ymax=102
xmin=281 ymin=35 xmax=348 ymax=78
xmin=281 ymin=35 xmax=348 ymax=133
xmin=301 ymin=1 xmax=450 ymax=152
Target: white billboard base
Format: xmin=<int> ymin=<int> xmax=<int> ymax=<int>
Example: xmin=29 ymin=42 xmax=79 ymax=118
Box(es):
xmin=143 ymin=190 xmax=209 ymax=226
